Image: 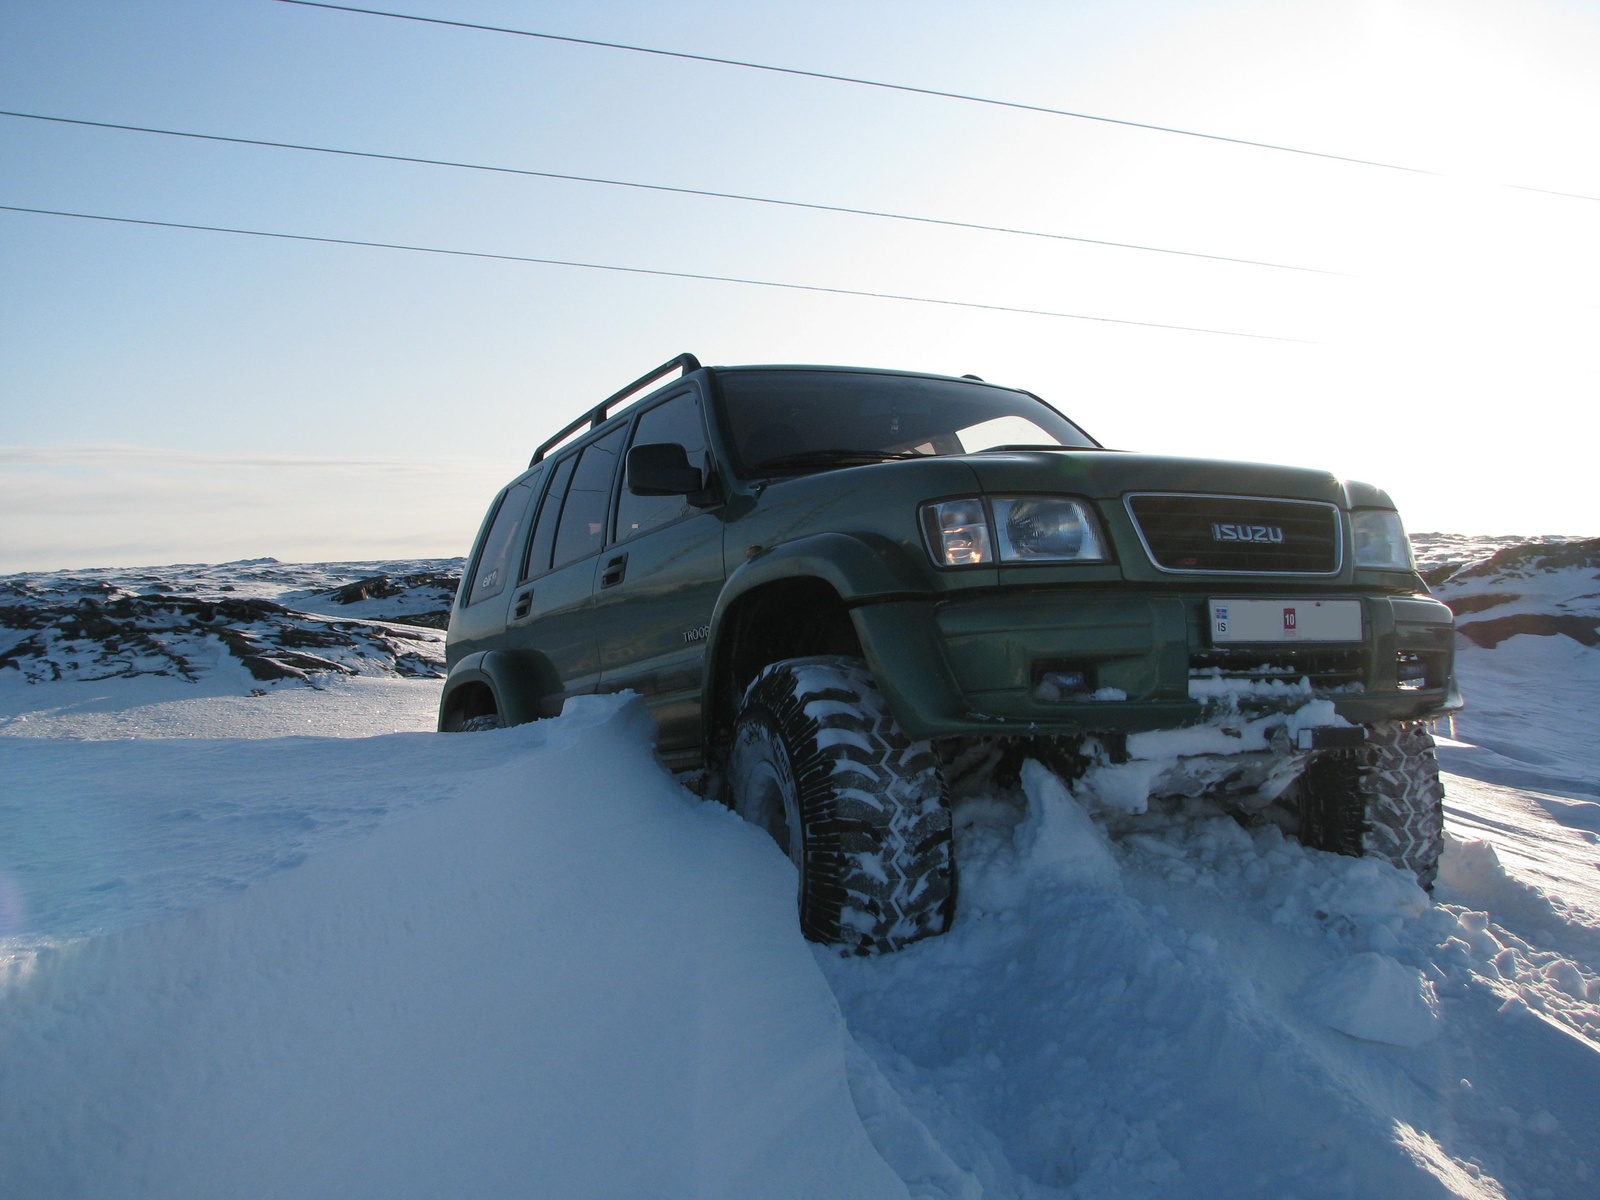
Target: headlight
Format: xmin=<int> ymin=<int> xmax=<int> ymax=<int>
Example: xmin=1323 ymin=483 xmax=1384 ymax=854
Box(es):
xmin=920 ymin=497 xmax=1106 ymax=566
xmin=994 ymin=497 xmax=1105 ymax=561
xmin=1351 ymin=509 xmax=1414 ymax=570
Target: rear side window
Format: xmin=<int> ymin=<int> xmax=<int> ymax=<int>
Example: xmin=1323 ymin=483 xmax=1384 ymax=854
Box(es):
xmin=522 ymin=454 xmax=577 ymax=581
xmin=614 ymin=390 xmax=709 ymax=542
xmin=467 ymin=477 xmax=536 ymax=606
xmin=552 ymin=427 xmax=626 ymax=569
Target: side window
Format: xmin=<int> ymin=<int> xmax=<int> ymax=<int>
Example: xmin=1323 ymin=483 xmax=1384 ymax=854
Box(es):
xmin=467 ymin=476 xmax=535 ymax=606
xmin=522 ymin=454 xmax=576 ymax=581
xmin=614 ymin=390 xmax=709 ymax=542
xmin=551 ymin=427 xmax=626 ymax=569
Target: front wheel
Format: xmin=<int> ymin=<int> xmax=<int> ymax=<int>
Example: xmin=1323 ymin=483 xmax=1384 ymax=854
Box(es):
xmin=727 ymin=656 xmax=955 ymax=954
xmin=1297 ymin=720 xmax=1446 ymax=889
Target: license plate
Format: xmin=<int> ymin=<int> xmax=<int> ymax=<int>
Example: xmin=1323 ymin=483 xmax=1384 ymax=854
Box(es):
xmin=1209 ymin=599 xmax=1362 ymax=644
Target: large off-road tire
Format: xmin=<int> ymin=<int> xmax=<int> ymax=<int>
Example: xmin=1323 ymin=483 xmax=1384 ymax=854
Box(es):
xmin=1297 ymin=720 xmax=1446 ymax=889
xmin=458 ymin=713 xmax=502 ymax=732
xmin=727 ymin=656 xmax=955 ymax=954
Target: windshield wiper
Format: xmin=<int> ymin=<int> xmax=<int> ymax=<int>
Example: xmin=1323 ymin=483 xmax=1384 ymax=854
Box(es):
xmin=751 ymin=448 xmax=930 ymax=473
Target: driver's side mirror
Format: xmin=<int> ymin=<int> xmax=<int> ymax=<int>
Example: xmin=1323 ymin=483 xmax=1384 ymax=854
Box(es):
xmin=627 ymin=442 xmax=703 ymax=496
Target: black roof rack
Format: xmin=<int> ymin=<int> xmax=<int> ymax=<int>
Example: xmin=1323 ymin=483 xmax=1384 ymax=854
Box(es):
xmin=530 ymin=353 xmax=702 ymax=465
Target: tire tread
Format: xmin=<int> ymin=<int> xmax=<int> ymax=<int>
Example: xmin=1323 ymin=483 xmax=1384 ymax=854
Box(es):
xmin=733 ymin=655 xmax=954 ymax=953
xmin=1301 ymin=720 xmax=1445 ymax=888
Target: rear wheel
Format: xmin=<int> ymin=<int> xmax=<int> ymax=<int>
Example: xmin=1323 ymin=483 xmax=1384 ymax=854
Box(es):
xmin=440 ymin=682 xmax=501 ymax=732
xmin=1297 ymin=720 xmax=1445 ymax=889
xmin=727 ymin=656 xmax=955 ymax=953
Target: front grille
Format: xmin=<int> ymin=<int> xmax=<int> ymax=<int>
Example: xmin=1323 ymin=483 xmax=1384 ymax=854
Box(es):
xmin=1127 ymin=493 xmax=1341 ymax=574
xmin=1190 ymin=648 xmax=1365 ymax=690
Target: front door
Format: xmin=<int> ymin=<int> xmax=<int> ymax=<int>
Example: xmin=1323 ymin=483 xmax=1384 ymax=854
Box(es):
xmin=593 ymin=387 xmax=727 ymax=757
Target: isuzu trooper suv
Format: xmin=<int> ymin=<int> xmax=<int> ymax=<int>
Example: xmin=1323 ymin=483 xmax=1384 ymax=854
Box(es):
xmin=441 ymin=355 xmax=1461 ymax=953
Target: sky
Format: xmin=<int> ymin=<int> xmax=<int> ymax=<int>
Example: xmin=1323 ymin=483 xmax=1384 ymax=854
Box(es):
xmin=1 ymin=0 xmax=1597 ymax=572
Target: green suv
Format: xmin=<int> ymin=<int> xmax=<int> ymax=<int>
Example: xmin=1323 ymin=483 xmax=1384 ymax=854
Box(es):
xmin=441 ymin=355 xmax=1461 ymax=952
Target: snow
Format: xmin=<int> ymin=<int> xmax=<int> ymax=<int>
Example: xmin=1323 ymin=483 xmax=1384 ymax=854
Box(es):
xmin=1 ymin=696 xmax=905 ymax=1199
xmin=0 ymin=673 xmax=442 ymax=741
xmin=2 ymin=539 xmax=1599 ymax=1198
xmin=1299 ymin=951 xmax=1442 ymax=1047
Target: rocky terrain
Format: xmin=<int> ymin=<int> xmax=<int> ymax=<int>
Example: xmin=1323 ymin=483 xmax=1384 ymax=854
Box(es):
xmin=1415 ymin=534 xmax=1600 ymax=651
xmin=0 ymin=558 xmax=460 ymax=687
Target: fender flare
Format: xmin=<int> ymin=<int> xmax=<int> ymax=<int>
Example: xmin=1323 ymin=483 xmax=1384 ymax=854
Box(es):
xmin=698 ymin=532 xmax=932 ymax=747
xmin=437 ymin=649 xmax=554 ymax=730
xmin=717 ymin=532 xmax=928 ymax=608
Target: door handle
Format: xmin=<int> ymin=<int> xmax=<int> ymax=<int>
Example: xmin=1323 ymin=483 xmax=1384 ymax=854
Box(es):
xmin=600 ymin=554 xmax=628 ymax=589
xmin=512 ymin=587 xmax=535 ymax=620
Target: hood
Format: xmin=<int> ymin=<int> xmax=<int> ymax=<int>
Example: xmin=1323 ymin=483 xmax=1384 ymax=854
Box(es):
xmin=958 ymin=450 xmax=1357 ymax=507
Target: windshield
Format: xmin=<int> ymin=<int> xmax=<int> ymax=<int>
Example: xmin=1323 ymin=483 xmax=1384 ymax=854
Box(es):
xmin=714 ymin=369 xmax=1099 ymax=477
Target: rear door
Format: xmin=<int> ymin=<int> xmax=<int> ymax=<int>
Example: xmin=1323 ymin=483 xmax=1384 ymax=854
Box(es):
xmin=504 ymin=427 xmax=626 ymax=713
xmin=448 ymin=471 xmax=541 ymax=663
xmin=593 ymin=386 xmax=727 ymax=755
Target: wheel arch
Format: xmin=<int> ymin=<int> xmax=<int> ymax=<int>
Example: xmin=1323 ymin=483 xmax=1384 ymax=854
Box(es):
xmin=700 ymin=533 xmax=929 ymax=757
xmin=436 ymin=649 xmax=553 ymax=731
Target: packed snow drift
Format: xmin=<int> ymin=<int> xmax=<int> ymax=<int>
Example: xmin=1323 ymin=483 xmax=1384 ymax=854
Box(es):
xmin=1 ymin=537 xmax=1597 ymax=1199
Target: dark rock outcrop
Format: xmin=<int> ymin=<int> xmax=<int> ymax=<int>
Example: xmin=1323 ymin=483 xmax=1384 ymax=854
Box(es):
xmin=1457 ymin=614 xmax=1600 ymax=650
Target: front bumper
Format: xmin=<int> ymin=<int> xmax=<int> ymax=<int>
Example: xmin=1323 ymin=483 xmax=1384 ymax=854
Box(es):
xmin=851 ymin=587 xmax=1461 ymax=741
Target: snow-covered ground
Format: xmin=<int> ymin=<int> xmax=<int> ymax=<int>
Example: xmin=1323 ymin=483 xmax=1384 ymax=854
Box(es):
xmin=1 ymin=541 xmax=1597 ymax=1199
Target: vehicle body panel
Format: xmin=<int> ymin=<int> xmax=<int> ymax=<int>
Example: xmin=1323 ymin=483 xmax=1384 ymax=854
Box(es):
xmin=441 ymin=360 xmax=1460 ymax=763
xmin=595 ymin=506 xmax=726 ymax=753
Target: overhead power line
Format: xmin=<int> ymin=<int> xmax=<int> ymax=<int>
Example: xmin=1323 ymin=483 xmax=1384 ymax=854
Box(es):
xmin=0 ymin=110 xmax=1342 ymax=276
xmin=0 ymin=203 xmax=1311 ymax=343
xmin=272 ymin=0 xmax=1600 ymax=205
xmin=269 ymin=0 xmax=1421 ymax=175
xmin=1509 ymin=180 xmax=1600 ymax=204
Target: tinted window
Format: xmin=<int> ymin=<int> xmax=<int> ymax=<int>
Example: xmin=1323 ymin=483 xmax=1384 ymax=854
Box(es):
xmin=614 ymin=391 xmax=709 ymax=542
xmin=467 ymin=476 xmax=536 ymax=606
xmin=522 ymin=453 xmax=576 ymax=580
xmin=551 ymin=427 xmax=626 ymax=568
xmin=715 ymin=370 xmax=1098 ymax=476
